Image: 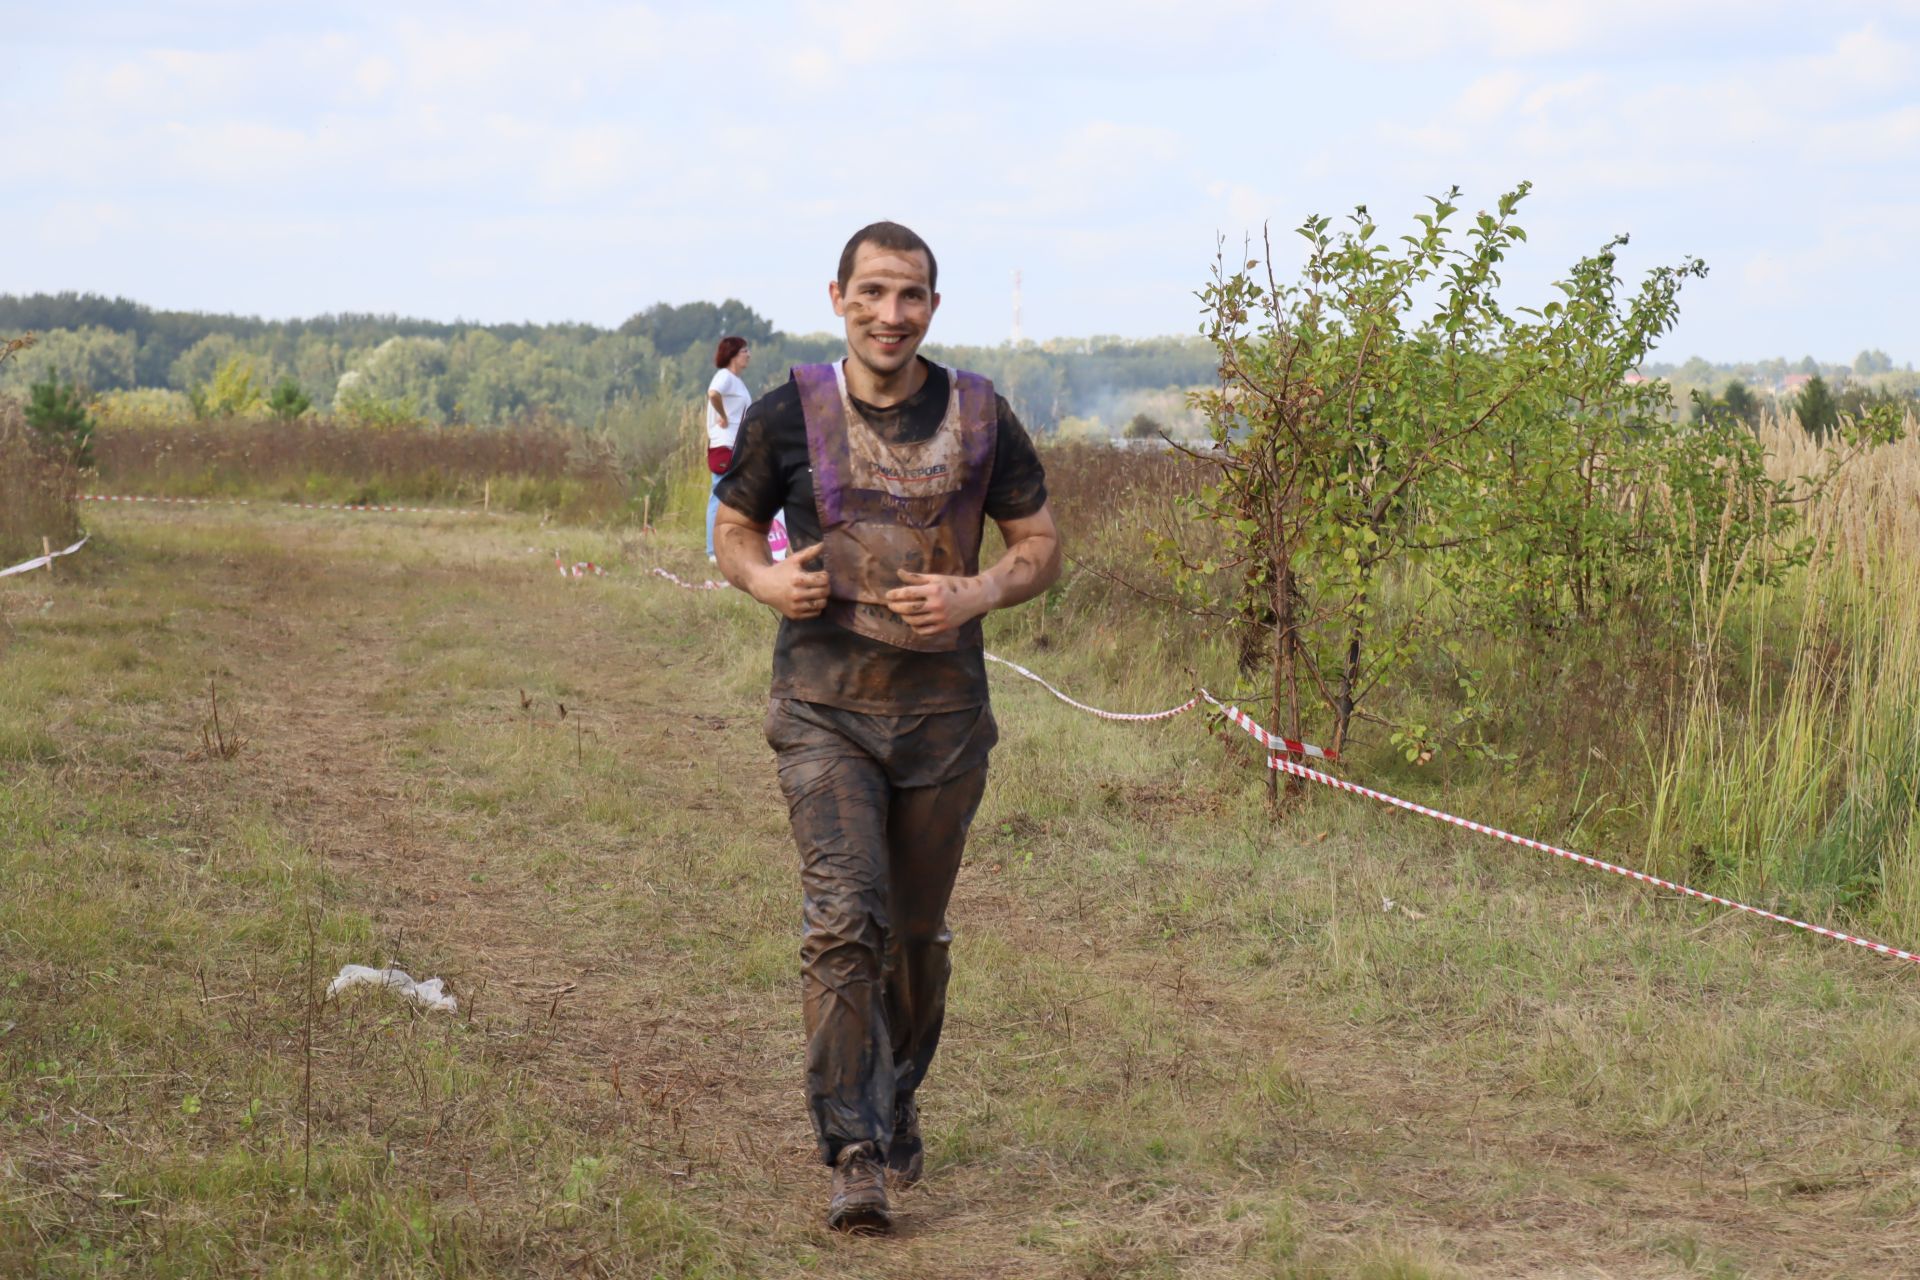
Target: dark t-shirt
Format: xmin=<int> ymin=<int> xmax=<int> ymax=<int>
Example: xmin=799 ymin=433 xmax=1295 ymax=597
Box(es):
xmin=715 ymin=359 xmax=1048 ymax=714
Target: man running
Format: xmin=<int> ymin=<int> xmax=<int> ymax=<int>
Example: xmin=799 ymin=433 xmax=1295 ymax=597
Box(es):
xmin=713 ymin=221 xmax=1060 ymax=1232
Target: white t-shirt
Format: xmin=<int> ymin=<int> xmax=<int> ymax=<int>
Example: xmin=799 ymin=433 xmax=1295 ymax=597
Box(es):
xmin=707 ymin=368 xmax=751 ymax=449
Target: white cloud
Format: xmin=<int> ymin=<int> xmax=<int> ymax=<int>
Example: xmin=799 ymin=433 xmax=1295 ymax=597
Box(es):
xmin=1801 ymin=22 xmax=1917 ymax=94
xmin=354 ymin=55 xmax=397 ymax=100
xmin=1456 ymin=70 xmax=1527 ymax=122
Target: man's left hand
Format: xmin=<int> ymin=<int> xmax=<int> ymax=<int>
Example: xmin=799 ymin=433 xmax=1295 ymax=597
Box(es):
xmin=885 ymin=571 xmax=996 ymax=637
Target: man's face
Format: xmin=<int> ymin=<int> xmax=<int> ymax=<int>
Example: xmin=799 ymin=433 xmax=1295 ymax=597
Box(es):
xmin=829 ymin=243 xmax=939 ymax=379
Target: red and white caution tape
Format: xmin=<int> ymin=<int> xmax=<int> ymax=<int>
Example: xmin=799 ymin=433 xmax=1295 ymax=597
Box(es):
xmin=983 ymin=652 xmax=1200 ymax=722
xmin=0 ymin=535 xmax=89 ymax=580
xmin=556 ymin=554 xmax=605 ymax=579
xmin=1201 ymin=692 xmax=1339 ymax=762
xmin=1268 ymin=753 xmax=1920 ymax=968
xmin=81 ymin=493 xmax=479 ymax=516
xmin=651 ymin=566 xmax=731 ymax=591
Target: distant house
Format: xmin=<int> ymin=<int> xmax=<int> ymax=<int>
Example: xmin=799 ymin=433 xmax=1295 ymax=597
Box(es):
xmin=1778 ymin=373 xmax=1813 ymax=397
xmin=1623 ymin=372 xmax=1649 ymax=386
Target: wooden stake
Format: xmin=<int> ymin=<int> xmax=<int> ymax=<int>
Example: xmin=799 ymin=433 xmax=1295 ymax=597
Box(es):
xmin=42 ymin=536 xmax=52 ymax=575
xmin=642 ymin=494 xmax=651 ymax=533
xmin=483 ymin=480 xmax=491 ymax=513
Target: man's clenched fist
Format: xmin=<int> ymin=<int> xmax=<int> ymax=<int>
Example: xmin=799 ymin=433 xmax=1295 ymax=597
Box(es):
xmin=748 ymin=541 xmax=830 ymax=620
xmin=884 ymin=569 xmax=995 ymax=638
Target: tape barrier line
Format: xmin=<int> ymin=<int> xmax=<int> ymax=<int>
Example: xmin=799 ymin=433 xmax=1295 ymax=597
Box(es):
xmin=646 ymin=567 xmax=1220 ymax=725
xmin=651 ymin=566 xmax=731 ymax=591
xmin=648 ymin=566 xmax=1325 ymax=739
xmin=0 ymin=535 xmax=89 ymax=580
xmin=984 ymin=652 xmax=1201 ymax=723
xmin=81 ymin=493 xmax=480 ymax=516
xmin=556 ymin=554 xmax=606 ymax=580
xmin=1268 ymin=753 xmax=1920 ymax=968
xmin=1200 ymin=691 xmax=1338 ymax=762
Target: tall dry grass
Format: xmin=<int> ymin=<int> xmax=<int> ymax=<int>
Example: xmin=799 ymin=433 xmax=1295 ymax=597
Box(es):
xmin=94 ymin=417 xmax=633 ymax=520
xmin=1646 ymin=413 xmax=1920 ymax=925
xmin=0 ymin=400 xmax=80 ymax=565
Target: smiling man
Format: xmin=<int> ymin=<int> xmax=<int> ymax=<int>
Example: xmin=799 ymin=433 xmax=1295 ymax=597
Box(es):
xmin=713 ymin=221 xmax=1060 ymax=1233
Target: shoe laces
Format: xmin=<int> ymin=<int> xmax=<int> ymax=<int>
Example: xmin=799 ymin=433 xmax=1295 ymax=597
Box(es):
xmin=838 ymin=1140 xmax=883 ymax=1169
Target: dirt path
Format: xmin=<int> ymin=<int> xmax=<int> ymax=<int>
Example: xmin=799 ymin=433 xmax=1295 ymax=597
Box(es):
xmin=46 ymin=505 xmax=1919 ymax=1278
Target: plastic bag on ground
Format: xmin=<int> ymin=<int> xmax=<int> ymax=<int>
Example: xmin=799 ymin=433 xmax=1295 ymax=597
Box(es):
xmin=324 ymin=964 xmax=458 ymax=1013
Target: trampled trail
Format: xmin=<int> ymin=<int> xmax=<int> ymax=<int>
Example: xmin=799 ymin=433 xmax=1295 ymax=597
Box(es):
xmin=72 ymin=504 xmax=1919 ymax=1278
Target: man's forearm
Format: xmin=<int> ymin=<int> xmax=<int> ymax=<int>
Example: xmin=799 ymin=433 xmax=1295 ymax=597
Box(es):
xmin=975 ymin=531 xmax=1060 ymax=613
xmin=714 ymin=517 xmax=774 ymax=594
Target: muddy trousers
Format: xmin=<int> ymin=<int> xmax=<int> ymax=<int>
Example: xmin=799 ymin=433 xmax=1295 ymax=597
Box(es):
xmin=767 ymin=698 xmax=994 ymax=1166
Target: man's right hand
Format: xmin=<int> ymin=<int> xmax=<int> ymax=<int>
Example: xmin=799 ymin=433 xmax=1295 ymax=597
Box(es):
xmin=747 ymin=541 xmax=829 ymax=620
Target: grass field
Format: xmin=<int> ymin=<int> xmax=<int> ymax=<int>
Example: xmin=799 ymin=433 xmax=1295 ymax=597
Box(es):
xmin=4 ymin=497 xmax=1920 ymax=1278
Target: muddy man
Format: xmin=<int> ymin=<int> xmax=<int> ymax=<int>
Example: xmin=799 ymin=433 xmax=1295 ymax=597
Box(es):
xmin=713 ymin=221 xmax=1061 ymax=1233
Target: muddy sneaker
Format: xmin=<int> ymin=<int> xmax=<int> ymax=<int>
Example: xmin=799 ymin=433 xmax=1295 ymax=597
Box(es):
xmin=827 ymin=1141 xmax=891 ymax=1234
xmin=889 ymin=1098 xmax=924 ymax=1188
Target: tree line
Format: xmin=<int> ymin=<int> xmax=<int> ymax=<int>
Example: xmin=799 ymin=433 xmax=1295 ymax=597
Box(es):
xmin=0 ymin=292 xmax=1218 ymax=434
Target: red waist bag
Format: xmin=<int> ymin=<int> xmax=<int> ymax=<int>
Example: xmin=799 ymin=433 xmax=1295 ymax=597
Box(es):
xmin=707 ymin=446 xmax=733 ymax=476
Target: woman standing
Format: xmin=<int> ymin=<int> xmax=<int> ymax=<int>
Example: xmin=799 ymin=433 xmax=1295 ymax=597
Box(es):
xmin=706 ymin=336 xmax=753 ymax=561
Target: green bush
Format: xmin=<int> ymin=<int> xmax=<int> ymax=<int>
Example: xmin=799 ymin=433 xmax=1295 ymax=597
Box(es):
xmin=267 ymin=376 xmax=311 ymax=422
xmin=25 ymin=363 xmax=94 ymax=469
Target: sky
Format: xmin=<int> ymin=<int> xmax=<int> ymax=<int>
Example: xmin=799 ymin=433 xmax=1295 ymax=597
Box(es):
xmin=5 ymin=1 xmax=1919 ymax=363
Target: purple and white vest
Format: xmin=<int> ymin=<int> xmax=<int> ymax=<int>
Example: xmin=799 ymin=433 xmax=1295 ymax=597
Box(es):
xmin=791 ymin=361 xmax=998 ymax=653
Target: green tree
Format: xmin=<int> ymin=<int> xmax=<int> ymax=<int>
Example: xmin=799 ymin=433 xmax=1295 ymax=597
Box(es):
xmin=1853 ymin=348 xmax=1893 ymax=376
xmin=1124 ymin=412 xmax=1163 ymax=439
xmin=267 ymin=376 xmax=311 ymax=421
xmin=1180 ymin=184 xmax=1738 ymax=766
xmin=618 ymin=299 xmax=774 ymax=357
xmin=171 ymin=333 xmax=247 ymax=392
xmin=1687 ymin=388 xmax=1725 ymax=426
xmin=1676 ymin=355 xmax=1716 ymax=384
xmin=1797 ymin=374 xmax=1838 ymax=441
xmin=1835 ymin=381 xmax=1908 ymax=421
xmin=0 ymin=325 xmax=135 ymax=396
xmin=25 ymin=363 xmax=95 ymax=468
xmin=1721 ymin=379 xmax=1759 ymax=426
xmin=189 ymin=354 xmax=268 ymax=419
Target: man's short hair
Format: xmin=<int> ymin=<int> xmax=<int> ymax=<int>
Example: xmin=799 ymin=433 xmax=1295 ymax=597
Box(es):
xmin=837 ymin=221 xmax=938 ymax=294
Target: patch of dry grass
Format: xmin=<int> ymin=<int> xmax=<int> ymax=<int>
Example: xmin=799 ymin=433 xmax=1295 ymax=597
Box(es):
xmin=92 ymin=416 xmax=637 ymax=521
xmin=0 ymin=400 xmax=80 ymax=566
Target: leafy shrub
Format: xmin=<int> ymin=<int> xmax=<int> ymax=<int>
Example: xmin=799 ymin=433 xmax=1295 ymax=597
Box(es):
xmin=267 ymin=376 xmax=311 ymax=421
xmin=188 ymin=354 xmax=268 ymax=420
xmin=25 ymin=363 xmax=94 ymax=469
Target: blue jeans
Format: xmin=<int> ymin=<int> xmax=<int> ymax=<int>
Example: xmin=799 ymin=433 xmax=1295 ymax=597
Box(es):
xmin=705 ymin=475 xmax=721 ymax=558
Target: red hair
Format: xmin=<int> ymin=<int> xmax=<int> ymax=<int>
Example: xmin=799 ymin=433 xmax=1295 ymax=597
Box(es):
xmin=714 ymin=336 xmax=748 ymax=369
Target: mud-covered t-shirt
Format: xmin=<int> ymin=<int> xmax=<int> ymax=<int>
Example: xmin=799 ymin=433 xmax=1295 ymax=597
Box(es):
xmin=715 ymin=359 xmax=1048 ymax=714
